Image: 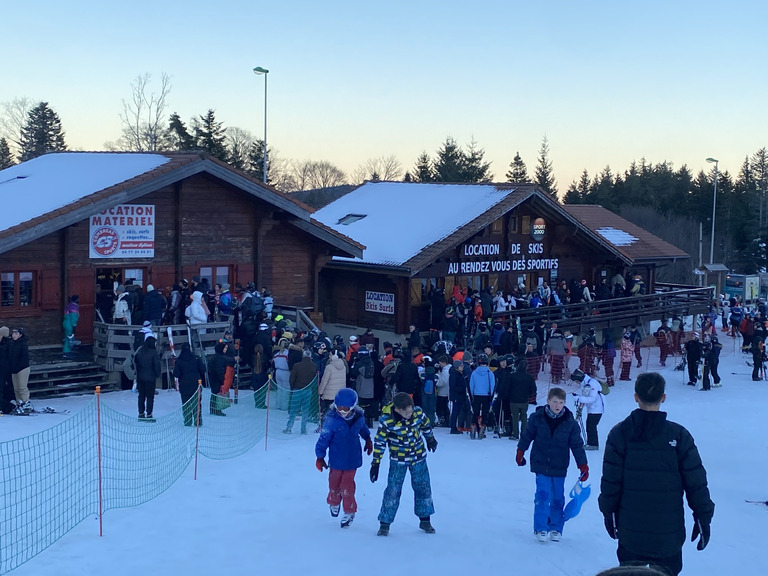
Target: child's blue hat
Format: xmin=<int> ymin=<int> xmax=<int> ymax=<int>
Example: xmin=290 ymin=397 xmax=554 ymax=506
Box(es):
xmin=334 ymin=388 xmax=358 ymax=408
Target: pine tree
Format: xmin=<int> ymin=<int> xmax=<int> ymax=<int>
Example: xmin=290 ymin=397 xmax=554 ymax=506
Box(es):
xmin=462 ymin=138 xmax=492 ymax=182
xmin=246 ymin=139 xmax=268 ymax=182
xmin=193 ymin=109 xmax=227 ymax=161
xmin=534 ymin=136 xmax=557 ymax=197
xmin=751 ymin=148 xmax=768 ymax=231
xmin=0 ymin=138 xmax=14 ymax=169
xmin=403 ymin=172 xmax=413 ymax=182
xmin=506 ymin=151 xmax=530 ymax=182
xmin=19 ymin=102 xmax=67 ymax=162
xmin=167 ymin=112 xmax=195 ymax=151
xmin=413 ymin=152 xmax=433 ymax=182
xmin=433 ymin=137 xmax=465 ymax=182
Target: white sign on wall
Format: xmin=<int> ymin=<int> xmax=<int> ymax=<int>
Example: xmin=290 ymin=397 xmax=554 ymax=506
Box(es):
xmin=365 ymin=291 xmax=395 ymax=315
xmin=89 ymin=205 xmax=155 ymax=259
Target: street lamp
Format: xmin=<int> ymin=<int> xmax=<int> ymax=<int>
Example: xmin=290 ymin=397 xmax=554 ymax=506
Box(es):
xmin=706 ymin=157 xmax=718 ymax=263
xmin=253 ymin=66 xmax=269 ymax=184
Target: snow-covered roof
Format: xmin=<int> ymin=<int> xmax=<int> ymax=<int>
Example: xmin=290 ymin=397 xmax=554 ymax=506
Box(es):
xmin=0 ymin=153 xmax=171 ymax=231
xmin=312 ymin=182 xmax=526 ymax=267
xmin=0 ymin=152 xmax=362 ymax=259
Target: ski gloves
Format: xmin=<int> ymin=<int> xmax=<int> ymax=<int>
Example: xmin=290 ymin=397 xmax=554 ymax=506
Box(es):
xmin=578 ymin=463 xmax=589 ymax=481
xmin=603 ymin=514 xmax=618 ymax=539
xmin=364 ymin=438 xmax=373 ymax=455
xmin=691 ymin=514 xmax=711 ymax=551
xmin=370 ymin=462 xmax=379 ymax=483
xmin=315 ymin=458 xmax=328 ymax=472
xmin=515 ymin=449 xmax=526 ymax=466
xmin=426 ymin=436 xmax=438 ymax=452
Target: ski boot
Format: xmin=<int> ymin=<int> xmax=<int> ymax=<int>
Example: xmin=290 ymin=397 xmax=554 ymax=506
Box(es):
xmin=478 ymin=426 xmax=486 ymax=439
xmin=470 ymin=425 xmax=477 ymax=440
xmin=329 ymin=504 xmax=340 ymax=517
xmin=419 ymin=517 xmax=435 ymax=534
xmin=340 ymin=513 xmax=355 ymax=528
xmin=377 ymin=523 xmax=390 ymax=536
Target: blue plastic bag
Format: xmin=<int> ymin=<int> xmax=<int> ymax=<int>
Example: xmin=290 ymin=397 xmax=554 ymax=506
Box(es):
xmin=563 ymin=480 xmax=591 ymax=522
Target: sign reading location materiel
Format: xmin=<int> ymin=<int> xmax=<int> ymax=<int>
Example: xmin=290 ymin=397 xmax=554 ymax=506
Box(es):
xmin=89 ymin=204 xmax=155 ymax=258
xmin=365 ymin=291 xmax=395 ymax=314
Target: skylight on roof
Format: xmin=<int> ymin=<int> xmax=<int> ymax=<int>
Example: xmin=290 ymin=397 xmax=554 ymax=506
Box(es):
xmin=337 ymin=213 xmax=367 ymax=225
xmin=596 ymin=227 xmax=638 ymax=246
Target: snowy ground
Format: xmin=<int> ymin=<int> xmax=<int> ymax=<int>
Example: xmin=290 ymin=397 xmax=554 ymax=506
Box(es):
xmin=3 ymin=330 xmax=766 ymax=576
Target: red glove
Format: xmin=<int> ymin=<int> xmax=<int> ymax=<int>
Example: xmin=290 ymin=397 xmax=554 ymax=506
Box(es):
xmin=516 ymin=449 xmax=526 ymax=466
xmin=364 ymin=438 xmax=373 ymax=456
xmin=578 ymin=463 xmax=589 ymax=481
xmin=315 ymin=457 xmax=328 ymax=472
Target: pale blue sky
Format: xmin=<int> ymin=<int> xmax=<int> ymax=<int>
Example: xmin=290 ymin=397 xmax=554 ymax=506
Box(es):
xmin=2 ymin=0 xmax=766 ymax=190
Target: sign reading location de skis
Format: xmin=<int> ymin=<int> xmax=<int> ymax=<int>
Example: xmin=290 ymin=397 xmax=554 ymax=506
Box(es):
xmin=365 ymin=291 xmax=395 ymax=314
xmin=89 ymin=204 xmax=155 ymax=258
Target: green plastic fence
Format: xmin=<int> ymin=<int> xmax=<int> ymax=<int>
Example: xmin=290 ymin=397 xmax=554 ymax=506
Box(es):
xmin=0 ymin=375 xmax=319 ymax=574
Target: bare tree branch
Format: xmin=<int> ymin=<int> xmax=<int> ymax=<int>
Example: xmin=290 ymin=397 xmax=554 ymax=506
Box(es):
xmin=117 ymin=73 xmax=172 ymax=151
xmin=0 ymin=97 xmax=34 ymax=156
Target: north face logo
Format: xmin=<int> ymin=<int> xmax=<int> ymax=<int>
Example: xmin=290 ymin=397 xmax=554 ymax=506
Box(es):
xmin=669 ymin=439 xmax=677 ymax=447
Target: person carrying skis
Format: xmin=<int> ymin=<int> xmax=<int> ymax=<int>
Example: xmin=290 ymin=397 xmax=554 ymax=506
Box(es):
xmin=516 ymin=387 xmax=588 ymax=543
xmin=468 ymin=353 xmax=495 ymax=439
xmin=570 ymin=369 xmax=605 ymax=450
xmin=599 ymin=372 xmax=714 ymax=576
xmin=370 ymin=392 xmax=437 ymax=536
xmin=684 ymin=332 xmax=703 ymax=386
xmin=315 ymin=388 xmax=372 ymax=528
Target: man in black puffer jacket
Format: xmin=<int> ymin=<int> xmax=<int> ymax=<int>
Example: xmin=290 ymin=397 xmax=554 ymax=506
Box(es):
xmin=134 ymin=335 xmax=161 ymax=418
xmin=599 ymin=372 xmax=714 ymax=576
xmin=393 ymin=352 xmax=421 ymax=407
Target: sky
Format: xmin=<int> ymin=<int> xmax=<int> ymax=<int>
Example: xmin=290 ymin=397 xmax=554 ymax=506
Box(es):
xmin=4 ymin=319 xmax=766 ymax=575
xmin=2 ymin=0 xmax=767 ymax=191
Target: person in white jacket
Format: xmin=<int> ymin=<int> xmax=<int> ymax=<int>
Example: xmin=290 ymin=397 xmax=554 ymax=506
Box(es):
xmin=185 ymin=291 xmax=208 ymax=333
xmin=318 ymin=349 xmax=348 ymax=424
xmin=435 ymin=355 xmax=451 ymax=427
xmin=570 ymin=369 xmax=604 ymax=450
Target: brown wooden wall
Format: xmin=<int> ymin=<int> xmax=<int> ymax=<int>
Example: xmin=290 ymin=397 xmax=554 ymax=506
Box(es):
xmin=0 ymin=172 xmax=338 ymax=346
xmin=319 ymin=269 xmax=402 ymax=332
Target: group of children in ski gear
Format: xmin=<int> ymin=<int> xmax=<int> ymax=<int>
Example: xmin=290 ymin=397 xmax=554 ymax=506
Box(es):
xmin=313 ymin=366 xmax=713 ymax=576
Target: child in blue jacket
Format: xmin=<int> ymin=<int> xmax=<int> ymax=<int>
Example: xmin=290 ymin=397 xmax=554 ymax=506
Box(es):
xmin=516 ymin=387 xmax=588 ymax=543
xmin=315 ymin=388 xmax=372 ymax=528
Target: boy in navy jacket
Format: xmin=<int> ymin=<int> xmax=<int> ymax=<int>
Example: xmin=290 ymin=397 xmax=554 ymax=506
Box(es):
xmin=315 ymin=388 xmax=372 ymax=528
xmin=516 ymin=387 xmax=588 ymax=543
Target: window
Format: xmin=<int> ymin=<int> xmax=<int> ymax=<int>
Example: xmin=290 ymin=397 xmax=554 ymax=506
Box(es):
xmin=491 ymin=218 xmax=503 ymax=234
xmin=509 ymin=216 xmax=518 ymax=233
xmin=337 ymin=214 xmax=367 ymax=225
xmin=124 ymin=269 xmax=144 ymax=288
xmin=521 ymin=215 xmax=531 ymax=235
xmin=1 ymin=271 xmax=35 ymax=308
xmin=200 ymin=266 xmax=230 ymax=287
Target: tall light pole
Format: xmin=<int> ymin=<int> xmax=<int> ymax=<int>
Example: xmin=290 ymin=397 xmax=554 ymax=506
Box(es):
xmin=253 ymin=66 xmax=269 ymax=183
xmin=706 ymin=157 xmax=718 ymax=263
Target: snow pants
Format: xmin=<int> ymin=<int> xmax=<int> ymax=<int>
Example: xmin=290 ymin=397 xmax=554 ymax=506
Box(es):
xmin=471 ymin=394 xmax=490 ymax=427
xmin=619 ymin=361 xmax=631 ymax=381
xmin=449 ymin=396 xmax=467 ymax=431
xmin=436 ymin=396 xmax=450 ymax=426
xmin=11 ymin=367 xmax=30 ymax=403
xmin=585 ymin=413 xmax=602 ymax=447
xmin=377 ymin=459 xmax=434 ymax=525
xmin=604 ymin=357 xmax=615 ymax=386
xmin=137 ymin=378 xmax=156 ymax=416
xmin=421 ymin=392 xmax=437 ymax=428
xmin=534 ymin=474 xmax=565 ymax=533
xmin=509 ymin=402 xmax=529 ymax=438
xmin=687 ymin=357 xmax=699 ymax=384
xmin=550 ymin=354 xmax=564 ymax=383
xmin=617 ymin=543 xmax=682 ymax=576
xmin=327 ymin=468 xmax=357 ymax=514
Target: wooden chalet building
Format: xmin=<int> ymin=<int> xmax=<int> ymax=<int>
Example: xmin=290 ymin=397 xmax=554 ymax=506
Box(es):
xmin=313 ymin=181 xmax=696 ymax=337
xmin=0 ymin=152 xmax=362 ymax=346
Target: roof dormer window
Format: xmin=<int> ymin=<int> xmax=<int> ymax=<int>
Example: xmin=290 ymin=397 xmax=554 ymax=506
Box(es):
xmin=337 ymin=213 xmax=367 ymax=225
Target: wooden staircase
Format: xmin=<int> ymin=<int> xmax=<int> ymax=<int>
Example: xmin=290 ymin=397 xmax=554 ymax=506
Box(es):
xmin=28 ymin=347 xmax=113 ymax=399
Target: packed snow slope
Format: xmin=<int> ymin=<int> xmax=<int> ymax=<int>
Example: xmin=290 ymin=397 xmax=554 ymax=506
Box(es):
xmin=3 ymin=333 xmax=765 ymax=576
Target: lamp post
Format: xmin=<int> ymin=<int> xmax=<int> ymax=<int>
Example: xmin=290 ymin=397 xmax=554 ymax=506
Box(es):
xmin=706 ymin=157 xmax=718 ymax=264
xmin=253 ymin=66 xmax=269 ymax=183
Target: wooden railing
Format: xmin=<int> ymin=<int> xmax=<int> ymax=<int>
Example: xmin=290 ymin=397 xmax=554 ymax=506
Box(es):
xmin=93 ymin=320 xmax=232 ymax=374
xmin=490 ymin=286 xmax=714 ymax=331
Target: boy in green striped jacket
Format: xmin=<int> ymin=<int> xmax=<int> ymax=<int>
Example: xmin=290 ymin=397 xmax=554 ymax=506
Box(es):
xmin=370 ymin=392 xmax=438 ymax=536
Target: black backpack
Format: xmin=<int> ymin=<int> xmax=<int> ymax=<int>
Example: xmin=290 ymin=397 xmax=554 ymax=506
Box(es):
xmin=361 ymin=357 xmax=375 ymax=379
